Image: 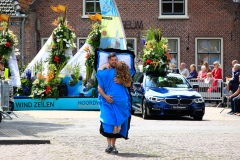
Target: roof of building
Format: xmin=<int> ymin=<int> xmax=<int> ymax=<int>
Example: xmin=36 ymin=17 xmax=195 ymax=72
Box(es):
xmin=0 ymin=0 xmax=16 ymax=16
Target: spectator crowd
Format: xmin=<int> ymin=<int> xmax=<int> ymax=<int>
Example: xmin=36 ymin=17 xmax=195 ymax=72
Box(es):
xmin=178 ymin=60 xmax=240 ymax=116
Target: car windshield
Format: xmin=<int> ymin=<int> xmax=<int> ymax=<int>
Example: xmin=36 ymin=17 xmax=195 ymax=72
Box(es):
xmin=145 ymin=75 xmax=191 ymax=88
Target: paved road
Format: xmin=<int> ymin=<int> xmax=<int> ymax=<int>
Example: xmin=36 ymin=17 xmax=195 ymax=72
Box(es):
xmin=0 ymin=107 xmax=240 ymax=160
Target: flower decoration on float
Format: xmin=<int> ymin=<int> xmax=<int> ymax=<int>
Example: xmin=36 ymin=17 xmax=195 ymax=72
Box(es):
xmin=49 ymin=4 xmax=76 ymax=76
xmin=141 ymin=28 xmax=170 ymax=75
xmin=84 ymin=13 xmax=103 ymax=86
xmin=0 ymin=13 xmax=19 ymax=61
xmin=29 ymin=4 xmax=76 ymax=99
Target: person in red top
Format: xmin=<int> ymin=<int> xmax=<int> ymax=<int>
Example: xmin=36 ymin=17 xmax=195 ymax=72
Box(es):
xmin=211 ymin=61 xmax=222 ymax=79
xmin=210 ymin=61 xmax=222 ymax=106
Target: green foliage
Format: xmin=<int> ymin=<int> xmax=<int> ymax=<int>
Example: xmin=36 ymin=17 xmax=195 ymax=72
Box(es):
xmin=69 ymin=63 xmax=81 ymax=86
xmin=142 ymin=28 xmax=170 ymax=74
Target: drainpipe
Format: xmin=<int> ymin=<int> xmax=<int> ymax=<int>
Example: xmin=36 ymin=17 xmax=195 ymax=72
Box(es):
xmin=21 ymin=17 xmax=26 ymax=65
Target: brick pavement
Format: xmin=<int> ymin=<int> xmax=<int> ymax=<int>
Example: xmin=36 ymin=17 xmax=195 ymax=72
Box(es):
xmin=0 ymin=107 xmax=240 ymax=160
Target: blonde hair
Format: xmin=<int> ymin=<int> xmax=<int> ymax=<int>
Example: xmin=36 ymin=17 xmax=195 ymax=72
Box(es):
xmin=213 ymin=61 xmax=221 ymax=67
xmin=116 ymin=61 xmax=132 ymax=85
xmin=201 ymin=65 xmax=206 ymax=70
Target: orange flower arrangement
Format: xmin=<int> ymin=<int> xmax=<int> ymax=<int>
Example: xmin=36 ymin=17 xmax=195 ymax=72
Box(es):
xmin=53 ymin=19 xmax=59 ymax=26
xmin=37 ymin=73 xmax=45 ymax=80
xmin=46 ymin=70 xmax=54 ymax=82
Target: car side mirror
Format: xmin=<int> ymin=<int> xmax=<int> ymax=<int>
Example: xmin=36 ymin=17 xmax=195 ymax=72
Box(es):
xmin=192 ymin=84 xmax=199 ymax=89
xmin=133 ymin=82 xmax=141 ymax=88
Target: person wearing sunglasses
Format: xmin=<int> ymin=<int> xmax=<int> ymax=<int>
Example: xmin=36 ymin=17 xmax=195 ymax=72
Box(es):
xmin=211 ymin=61 xmax=222 ymax=79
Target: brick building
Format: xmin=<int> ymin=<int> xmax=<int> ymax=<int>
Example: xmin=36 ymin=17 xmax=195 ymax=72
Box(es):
xmin=1 ymin=0 xmax=240 ymax=77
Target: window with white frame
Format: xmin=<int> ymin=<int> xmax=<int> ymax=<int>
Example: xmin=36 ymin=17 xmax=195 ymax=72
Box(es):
xmin=41 ymin=38 xmax=48 ymax=47
xmin=126 ymin=38 xmax=137 ymax=53
xmin=196 ymin=38 xmax=223 ymax=71
xmin=77 ymin=37 xmax=87 ymax=50
xmin=159 ymin=0 xmax=189 ymax=19
xmin=126 ymin=38 xmax=137 ymax=69
xmin=167 ymin=38 xmax=180 ymax=69
xmin=82 ymin=0 xmax=100 ymax=18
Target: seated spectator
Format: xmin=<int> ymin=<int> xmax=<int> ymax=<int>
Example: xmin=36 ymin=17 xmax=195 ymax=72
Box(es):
xmin=229 ymin=64 xmax=240 ymax=94
xmin=187 ymin=64 xmax=198 ymax=79
xmin=228 ymin=75 xmax=240 ymax=115
xmin=179 ymin=62 xmax=189 ymax=78
xmin=197 ymin=65 xmax=207 ymax=79
xmin=170 ymin=63 xmax=176 ymax=69
xmin=231 ymin=60 xmax=238 ymax=78
xmin=203 ymin=61 xmax=212 ymax=72
xmin=211 ymin=61 xmax=222 ymax=79
xmin=205 ymin=72 xmax=213 ymax=84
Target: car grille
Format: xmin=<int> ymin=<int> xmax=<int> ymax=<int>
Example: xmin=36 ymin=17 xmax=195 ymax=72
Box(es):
xmin=180 ymin=99 xmax=193 ymax=105
xmin=165 ymin=99 xmax=179 ymax=105
xmin=165 ymin=98 xmax=193 ymax=105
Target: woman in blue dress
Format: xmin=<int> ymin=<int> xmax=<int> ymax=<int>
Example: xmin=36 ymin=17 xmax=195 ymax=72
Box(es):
xmin=96 ymin=58 xmax=132 ymax=154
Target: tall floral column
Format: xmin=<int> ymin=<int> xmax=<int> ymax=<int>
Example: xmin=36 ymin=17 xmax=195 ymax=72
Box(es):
xmin=0 ymin=14 xmax=19 ymax=81
xmin=141 ymin=28 xmax=171 ymax=75
xmin=84 ymin=19 xmax=102 ymax=85
xmin=30 ymin=5 xmax=76 ymax=99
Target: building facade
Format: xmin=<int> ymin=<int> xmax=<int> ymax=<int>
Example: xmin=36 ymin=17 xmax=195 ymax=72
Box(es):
xmin=2 ymin=0 xmax=240 ymax=77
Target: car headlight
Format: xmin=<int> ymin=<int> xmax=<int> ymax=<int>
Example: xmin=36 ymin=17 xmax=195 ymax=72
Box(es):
xmin=147 ymin=96 xmax=165 ymax=102
xmin=194 ymin=98 xmax=204 ymax=103
xmin=0 ymin=106 xmax=3 ymax=112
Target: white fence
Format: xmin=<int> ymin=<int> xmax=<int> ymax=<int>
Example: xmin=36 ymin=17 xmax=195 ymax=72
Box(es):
xmin=188 ymin=78 xmax=224 ymax=102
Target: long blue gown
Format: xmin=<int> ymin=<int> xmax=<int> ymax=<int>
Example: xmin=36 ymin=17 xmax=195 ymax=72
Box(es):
xmin=96 ymin=68 xmax=131 ymax=139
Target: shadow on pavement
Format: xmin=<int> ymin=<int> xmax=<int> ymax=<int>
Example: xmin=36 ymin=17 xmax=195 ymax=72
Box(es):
xmin=133 ymin=113 xmax=210 ymax=121
xmin=0 ymin=114 xmax=70 ymax=138
xmin=116 ymin=152 xmax=160 ymax=158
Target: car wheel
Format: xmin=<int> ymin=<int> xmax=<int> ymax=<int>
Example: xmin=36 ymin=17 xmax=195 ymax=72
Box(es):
xmin=193 ymin=116 xmax=203 ymax=121
xmin=142 ymin=99 xmax=149 ymax=119
xmin=7 ymin=102 xmax=14 ymax=114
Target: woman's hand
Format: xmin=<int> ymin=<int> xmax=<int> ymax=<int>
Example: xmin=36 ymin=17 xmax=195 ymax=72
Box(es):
xmin=104 ymin=95 xmax=114 ymax=103
xmin=99 ymin=63 xmax=110 ymax=70
xmin=114 ymin=77 xmax=121 ymax=84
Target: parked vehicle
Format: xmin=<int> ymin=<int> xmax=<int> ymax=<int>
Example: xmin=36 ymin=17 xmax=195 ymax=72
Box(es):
xmin=131 ymin=72 xmax=205 ymax=120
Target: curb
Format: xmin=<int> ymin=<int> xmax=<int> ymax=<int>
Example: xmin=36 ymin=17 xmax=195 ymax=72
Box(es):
xmin=0 ymin=139 xmax=51 ymax=145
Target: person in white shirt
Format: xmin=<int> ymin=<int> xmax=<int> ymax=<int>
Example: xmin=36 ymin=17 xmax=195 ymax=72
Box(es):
xmin=179 ymin=62 xmax=189 ymax=78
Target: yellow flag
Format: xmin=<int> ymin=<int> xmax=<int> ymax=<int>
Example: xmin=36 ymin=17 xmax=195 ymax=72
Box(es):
xmin=88 ymin=13 xmax=102 ymax=21
xmin=58 ymin=5 xmax=66 ymax=12
xmin=95 ymin=13 xmax=102 ymax=21
xmin=50 ymin=5 xmax=60 ymax=12
xmin=0 ymin=14 xmax=9 ymax=22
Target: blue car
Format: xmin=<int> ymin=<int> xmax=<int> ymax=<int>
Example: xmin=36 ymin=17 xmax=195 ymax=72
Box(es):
xmin=131 ymin=72 xmax=205 ymax=120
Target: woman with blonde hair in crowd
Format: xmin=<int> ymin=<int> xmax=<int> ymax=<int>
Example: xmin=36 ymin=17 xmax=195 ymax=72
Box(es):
xmin=203 ymin=61 xmax=211 ymax=72
xmin=211 ymin=61 xmax=222 ymax=79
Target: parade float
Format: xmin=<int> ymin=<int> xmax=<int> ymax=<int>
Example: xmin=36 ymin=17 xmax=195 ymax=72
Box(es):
xmin=13 ymin=0 xmax=136 ymax=111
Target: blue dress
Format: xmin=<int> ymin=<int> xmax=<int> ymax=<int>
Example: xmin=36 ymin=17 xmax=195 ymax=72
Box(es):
xmin=96 ymin=68 xmax=131 ymax=139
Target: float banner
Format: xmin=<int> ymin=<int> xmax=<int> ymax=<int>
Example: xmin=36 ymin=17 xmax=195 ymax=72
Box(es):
xmin=14 ymin=97 xmax=100 ymax=110
xmin=99 ymin=0 xmax=126 ymax=50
